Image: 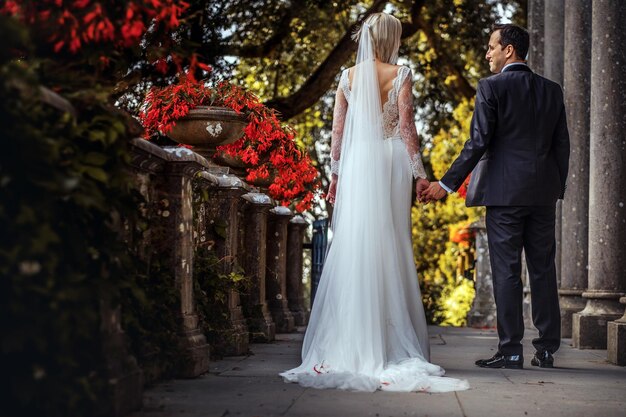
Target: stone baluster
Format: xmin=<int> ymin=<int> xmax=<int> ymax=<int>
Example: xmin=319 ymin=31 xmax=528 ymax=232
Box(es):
xmin=240 ymin=192 xmax=276 ymax=342
xmin=287 ymin=215 xmax=309 ymax=326
xmin=198 ymin=170 xmax=250 ymax=355
xmin=466 ymin=218 xmax=497 ymax=328
xmin=266 ymin=206 xmax=296 ymax=333
xmin=560 ymin=0 xmax=592 ymax=339
xmin=156 ymin=146 xmax=212 ymax=376
xmin=573 ymin=0 xmax=626 ymax=349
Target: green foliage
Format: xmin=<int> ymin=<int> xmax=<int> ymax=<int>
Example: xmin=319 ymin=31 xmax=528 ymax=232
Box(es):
xmin=191 ymin=183 xmax=251 ymax=357
xmin=412 ymin=99 xmax=483 ymax=325
xmin=193 ymin=248 xmax=249 ymax=358
xmin=119 ymin=246 xmax=185 ymax=384
xmin=0 ymin=14 xmax=183 ymax=414
xmin=0 ymin=28 xmax=137 ymax=416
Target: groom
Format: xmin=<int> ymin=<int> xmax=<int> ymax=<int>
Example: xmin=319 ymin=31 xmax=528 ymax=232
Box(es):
xmin=422 ymin=24 xmax=569 ymax=369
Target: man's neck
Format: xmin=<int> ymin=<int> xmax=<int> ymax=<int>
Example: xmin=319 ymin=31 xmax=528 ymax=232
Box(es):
xmin=501 ymin=60 xmax=527 ymax=72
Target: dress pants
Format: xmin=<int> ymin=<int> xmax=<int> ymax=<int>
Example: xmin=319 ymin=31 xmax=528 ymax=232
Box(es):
xmin=485 ymin=205 xmax=561 ymax=356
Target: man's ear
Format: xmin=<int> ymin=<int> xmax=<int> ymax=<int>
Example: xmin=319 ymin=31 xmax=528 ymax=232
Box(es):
xmin=505 ymin=44 xmax=515 ymax=59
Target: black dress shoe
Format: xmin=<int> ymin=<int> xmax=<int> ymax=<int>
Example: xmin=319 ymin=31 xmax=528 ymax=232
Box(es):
xmin=531 ymin=350 xmax=554 ymax=368
xmin=475 ymin=352 xmax=524 ymax=369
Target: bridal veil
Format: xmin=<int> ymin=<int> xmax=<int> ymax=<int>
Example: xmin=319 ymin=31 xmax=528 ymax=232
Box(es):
xmin=280 ymin=20 xmax=469 ymax=393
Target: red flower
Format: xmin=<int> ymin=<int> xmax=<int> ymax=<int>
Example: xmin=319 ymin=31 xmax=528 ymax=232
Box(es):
xmin=458 ymin=174 xmax=470 ymax=199
xmin=2 ymin=0 xmax=190 ymax=53
xmin=139 ymin=74 xmax=320 ymax=212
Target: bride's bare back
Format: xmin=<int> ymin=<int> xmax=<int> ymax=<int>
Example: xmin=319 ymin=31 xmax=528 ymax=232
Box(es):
xmin=347 ymin=61 xmax=402 ymax=108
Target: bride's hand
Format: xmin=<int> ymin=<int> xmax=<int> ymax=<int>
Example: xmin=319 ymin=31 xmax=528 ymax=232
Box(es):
xmin=415 ymin=178 xmax=430 ymax=203
xmin=326 ymin=177 xmax=338 ymax=205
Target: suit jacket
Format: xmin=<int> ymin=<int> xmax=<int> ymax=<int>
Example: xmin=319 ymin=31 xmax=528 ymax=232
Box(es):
xmin=441 ymin=65 xmax=570 ymax=207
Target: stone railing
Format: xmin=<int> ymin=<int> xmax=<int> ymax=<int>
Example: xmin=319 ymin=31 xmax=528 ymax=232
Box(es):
xmin=109 ymin=139 xmax=310 ymax=415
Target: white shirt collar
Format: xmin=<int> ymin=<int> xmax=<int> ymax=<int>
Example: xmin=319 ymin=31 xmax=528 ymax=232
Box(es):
xmin=502 ymin=62 xmax=528 ymax=72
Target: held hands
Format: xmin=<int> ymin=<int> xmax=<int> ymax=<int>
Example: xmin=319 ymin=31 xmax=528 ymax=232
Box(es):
xmin=419 ymin=181 xmax=447 ymax=203
xmin=415 ymin=178 xmax=430 ymax=203
xmin=326 ymin=177 xmax=338 ymax=205
xmin=328 ymin=176 xmax=445 ymax=205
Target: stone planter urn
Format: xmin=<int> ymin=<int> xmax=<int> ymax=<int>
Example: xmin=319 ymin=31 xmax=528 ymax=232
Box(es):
xmin=167 ymin=106 xmax=248 ymax=158
xmin=213 ymin=151 xmax=250 ymax=177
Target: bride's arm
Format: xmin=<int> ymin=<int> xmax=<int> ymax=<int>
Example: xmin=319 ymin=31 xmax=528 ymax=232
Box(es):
xmin=398 ymin=71 xmax=427 ymax=180
xmin=327 ymin=85 xmax=348 ymax=203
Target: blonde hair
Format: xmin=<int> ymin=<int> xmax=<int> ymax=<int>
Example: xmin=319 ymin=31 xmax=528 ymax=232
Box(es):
xmin=352 ymin=13 xmax=402 ymax=63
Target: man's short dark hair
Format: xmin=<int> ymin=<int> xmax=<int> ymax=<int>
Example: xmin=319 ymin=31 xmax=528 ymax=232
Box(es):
xmin=492 ymin=24 xmax=529 ymax=60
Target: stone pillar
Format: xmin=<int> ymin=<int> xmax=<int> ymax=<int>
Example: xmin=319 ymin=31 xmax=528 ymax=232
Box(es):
xmin=466 ymin=218 xmax=497 ymax=328
xmin=266 ymin=206 xmax=296 ymax=333
xmin=200 ymin=171 xmax=250 ymax=355
xmin=572 ymin=0 xmax=626 ymax=349
xmin=544 ymin=0 xmax=564 ymax=84
xmin=544 ymin=0 xmax=565 ymax=293
xmin=523 ymin=0 xmax=546 ymax=328
xmin=287 ymin=215 xmax=309 ymax=326
xmin=560 ymin=0 xmax=592 ymax=338
xmin=608 ymin=297 xmax=626 ymax=365
xmin=159 ymin=147 xmax=212 ymax=376
xmin=527 ymin=0 xmax=544 ymax=75
xmin=240 ymin=192 xmax=276 ymax=342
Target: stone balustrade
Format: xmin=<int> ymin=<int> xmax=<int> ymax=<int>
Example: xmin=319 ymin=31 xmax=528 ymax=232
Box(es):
xmin=120 ymin=138 xmax=309 ymax=413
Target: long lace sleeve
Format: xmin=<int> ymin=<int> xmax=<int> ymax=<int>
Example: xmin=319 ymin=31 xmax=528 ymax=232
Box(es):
xmin=330 ymin=71 xmax=349 ymax=177
xmin=397 ymin=69 xmax=427 ymax=179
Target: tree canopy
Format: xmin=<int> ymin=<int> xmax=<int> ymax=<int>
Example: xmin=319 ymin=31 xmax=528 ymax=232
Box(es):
xmin=172 ymin=0 xmax=523 ymax=212
xmin=193 ymin=0 xmax=524 ymax=122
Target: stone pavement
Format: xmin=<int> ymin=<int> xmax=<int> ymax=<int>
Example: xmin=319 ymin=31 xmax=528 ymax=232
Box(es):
xmin=131 ymin=326 xmax=626 ymax=417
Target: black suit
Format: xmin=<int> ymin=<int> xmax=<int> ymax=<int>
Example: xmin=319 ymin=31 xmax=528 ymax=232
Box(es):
xmin=442 ymin=64 xmax=570 ymax=356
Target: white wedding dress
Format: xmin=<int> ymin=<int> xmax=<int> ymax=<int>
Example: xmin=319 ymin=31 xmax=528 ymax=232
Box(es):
xmin=280 ymin=27 xmax=469 ymax=393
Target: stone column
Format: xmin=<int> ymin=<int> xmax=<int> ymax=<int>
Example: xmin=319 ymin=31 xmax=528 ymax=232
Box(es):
xmin=544 ymin=0 xmax=564 ymax=84
xmin=528 ymin=0 xmax=544 ymax=75
xmin=523 ymin=0 xmax=546 ymax=328
xmin=466 ymin=218 xmax=497 ymax=328
xmin=240 ymin=192 xmax=276 ymax=342
xmin=544 ymin=0 xmax=565 ymax=293
xmin=572 ymin=0 xmax=626 ymax=349
xmin=608 ymin=297 xmax=626 ymax=365
xmin=560 ymin=0 xmax=592 ymax=338
xmin=159 ymin=147 xmax=212 ymax=376
xmin=200 ymin=171 xmax=250 ymax=355
xmin=287 ymin=215 xmax=309 ymax=326
xmin=266 ymin=206 xmax=296 ymax=333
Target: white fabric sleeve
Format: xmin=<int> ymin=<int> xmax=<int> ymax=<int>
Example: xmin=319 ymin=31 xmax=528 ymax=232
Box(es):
xmin=330 ymin=73 xmax=349 ymax=177
xmin=397 ymin=69 xmax=427 ymax=180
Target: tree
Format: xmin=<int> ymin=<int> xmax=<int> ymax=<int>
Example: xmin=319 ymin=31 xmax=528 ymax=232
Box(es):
xmin=187 ymin=0 xmax=525 ymax=203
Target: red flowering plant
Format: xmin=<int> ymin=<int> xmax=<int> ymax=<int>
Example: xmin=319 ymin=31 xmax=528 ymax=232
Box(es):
xmin=1 ymin=0 xmax=188 ymax=54
xmin=139 ymin=73 xmax=320 ymax=212
xmin=0 ymin=0 xmax=204 ymax=98
xmin=457 ymin=174 xmax=470 ymax=200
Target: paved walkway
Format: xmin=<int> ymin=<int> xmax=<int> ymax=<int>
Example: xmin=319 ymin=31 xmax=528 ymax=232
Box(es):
xmin=131 ymin=326 xmax=626 ymax=417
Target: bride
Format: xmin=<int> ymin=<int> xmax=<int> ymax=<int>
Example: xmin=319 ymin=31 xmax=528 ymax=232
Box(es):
xmin=280 ymin=12 xmax=469 ymax=393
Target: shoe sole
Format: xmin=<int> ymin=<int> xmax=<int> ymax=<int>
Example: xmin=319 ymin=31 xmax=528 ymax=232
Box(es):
xmin=476 ymin=363 xmax=524 ymax=369
xmin=531 ymin=360 xmax=553 ymax=368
